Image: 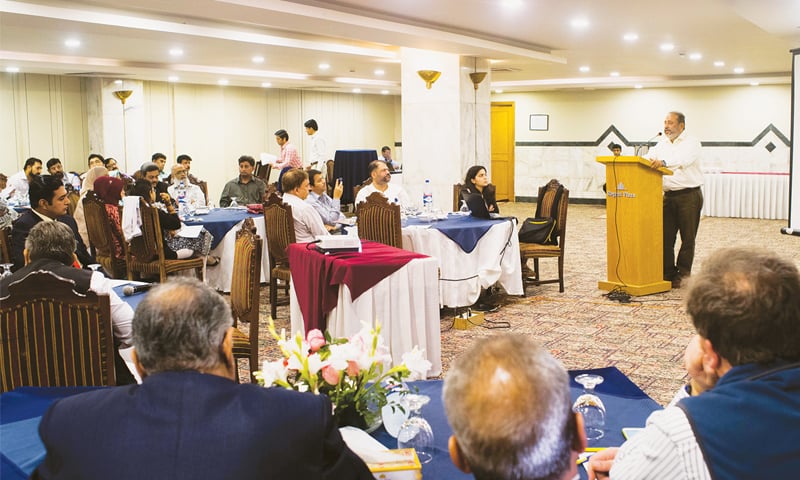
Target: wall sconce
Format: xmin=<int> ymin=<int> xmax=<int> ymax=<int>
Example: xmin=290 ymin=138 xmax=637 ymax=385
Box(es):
xmin=469 ymin=72 xmax=487 ymax=90
xmin=417 ymin=70 xmax=441 ymax=89
xmin=113 ymin=90 xmax=133 ymax=104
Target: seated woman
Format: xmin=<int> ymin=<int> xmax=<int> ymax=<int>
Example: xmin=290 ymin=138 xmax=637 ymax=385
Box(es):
xmin=461 ymin=165 xmax=499 ymax=218
xmin=128 ymin=179 xmax=215 ymax=264
xmin=92 ymin=176 xmax=126 ymax=260
xmin=74 ymin=165 xmax=109 ymax=246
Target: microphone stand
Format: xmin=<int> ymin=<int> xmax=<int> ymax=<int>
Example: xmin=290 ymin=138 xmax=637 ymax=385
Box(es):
xmin=636 ymin=132 xmax=662 ymax=157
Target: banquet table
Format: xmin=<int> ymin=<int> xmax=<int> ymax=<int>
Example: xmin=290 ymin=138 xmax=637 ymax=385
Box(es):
xmin=0 ymin=367 xmax=660 ymax=480
xmin=702 ymin=172 xmax=790 ymax=220
xmin=332 ymin=149 xmax=378 ymax=204
xmin=402 ymin=214 xmax=523 ymax=307
xmin=288 ymin=241 xmax=442 ymax=377
xmin=184 ymin=208 xmax=270 ymax=292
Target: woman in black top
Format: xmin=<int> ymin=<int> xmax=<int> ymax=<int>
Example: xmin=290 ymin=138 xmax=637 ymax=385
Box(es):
xmin=461 ymin=165 xmax=498 ymax=217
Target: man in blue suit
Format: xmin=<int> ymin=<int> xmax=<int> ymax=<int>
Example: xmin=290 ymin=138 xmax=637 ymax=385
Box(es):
xmin=33 ymin=278 xmax=373 ymax=480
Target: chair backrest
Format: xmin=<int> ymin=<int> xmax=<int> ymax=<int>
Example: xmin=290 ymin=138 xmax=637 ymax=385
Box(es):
xmin=0 ymin=227 xmax=10 ymax=264
xmin=452 ymin=183 xmax=466 ymax=212
xmin=196 ymin=180 xmax=209 ymax=205
xmin=230 ymin=218 xmax=262 ymax=327
xmin=263 ymin=192 xmax=296 ymax=268
xmin=254 ymin=162 xmax=272 ymax=182
xmin=325 ymin=159 xmax=335 ymax=196
xmin=356 ymin=191 xmax=402 ymax=248
xmin=0 ymin=271 xmax=116 ymax=392
xmin=353 ymin=178 xmax=372 ymax=203
xmin=83 ymin=191 xmax=117 ymax=258
xmin=535 ymin=179 xmax=570 ymax=245
xmin=128 ymin=197 xmax=166 ymax=263
xmin=67 ymin=190 xmax=81 ymax=216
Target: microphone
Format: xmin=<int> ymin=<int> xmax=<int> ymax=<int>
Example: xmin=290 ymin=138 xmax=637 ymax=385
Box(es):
xmin=122 ymin=283 xmax=154 ymax=296
xmin=636 ymin=132 xmax=662 ymax=156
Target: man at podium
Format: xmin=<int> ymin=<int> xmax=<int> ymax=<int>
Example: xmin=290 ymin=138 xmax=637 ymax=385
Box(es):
xmin=647 ymin=111 xmax=703 ymax=289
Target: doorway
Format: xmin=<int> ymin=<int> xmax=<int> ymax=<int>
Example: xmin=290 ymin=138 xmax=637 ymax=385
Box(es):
xmin=491 ymin=102 xmax=515 ymax=202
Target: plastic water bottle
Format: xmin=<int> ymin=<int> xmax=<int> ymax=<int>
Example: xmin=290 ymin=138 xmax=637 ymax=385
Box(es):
xmin=422 ymin=179 xmax=433 ymax=212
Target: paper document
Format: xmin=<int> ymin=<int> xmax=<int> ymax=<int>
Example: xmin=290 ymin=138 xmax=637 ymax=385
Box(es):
xmin=177 ymin=224 xmax=203 ymax=238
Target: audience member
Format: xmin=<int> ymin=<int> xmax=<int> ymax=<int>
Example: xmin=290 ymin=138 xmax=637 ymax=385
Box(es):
xmin=379 ymin=145 xmax=400 ymax=170
xmin=304 ymin=119 xmax=328 ymax=174
xmin=151 ymin=152 xmax=169 ymax=181
xmin=1 ymin=221 xmax=133 ymax=347
xmin=92 ymin=176 xmax=127 ymax=261
xmin=354 ymin=160 xmax=409 ymax=206
xmin=307 ymin=168 xmax=345 ymax=229
xmin=46 ymin=158 xmax=81 ymax=192
xmin=588 ymin=247 xmax=800 ymax=480
xmin=74 ymin=165 xmax=109 ymax=246
xmin=10 ymin=174 xmax=94 ymax=271
xmin=0 ymin=174 xmax=19 ymax=229
xmin=219 ymin=155 xmax=267 ymax=207
xmin=461 ymin=165 xmax=499 ymax=217
xmin=32 ymin=277 xmax=373 ymax=479
xmin=141 ymin=161 xmax=171 ymax=200
xmin=610 ymin=143 xmax=622 ymax=156
xmin=273 ymin=129 xmax=302 ymax=192
xmin=176 ymin=153 xmax=202 ymax=185
xmin=443 ymin=334 xmax=586 ymax=480
xmin=1 ymin=157 xmax=42 ymax=200
xmin=167 ymin=165 xmax=206 ymax=207
xmin=647 ymin=111 xmax=703 ymax=288
xmin=80 ymin=153 xmax=105 ymax=181
xmin=281 ymin=168 xmax=328 ymax=242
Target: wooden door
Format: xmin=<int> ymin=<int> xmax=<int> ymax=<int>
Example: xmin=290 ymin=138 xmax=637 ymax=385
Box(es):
xmin=491 ymin=102 xmax=515 ymax=201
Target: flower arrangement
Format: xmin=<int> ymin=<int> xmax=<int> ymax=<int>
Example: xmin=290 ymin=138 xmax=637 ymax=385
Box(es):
xmin=256 ymin=319 xmax=432 ymax=429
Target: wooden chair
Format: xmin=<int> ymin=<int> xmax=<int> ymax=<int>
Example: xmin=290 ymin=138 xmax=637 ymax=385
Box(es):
xmin=196 ymin=180 xmax=209 ymax=205
xmin=325 ymin=159 xmax=335 ymax=196
xmin=356 ymin=191 xmax=402 ymax=248
xmin=67 ymin=190 xmax=81 ymax=216
xmin=263 ymin=192 xmax=295 ymax=319
xmin=352 ymin=177 xmax=372 ymax=204
xmin=452 ymin=183 xmax=466 ymax=212
xmin=229 ymin=218 xmax=262 ymax=382
xmin=83 ymin=191 xmax=127 ymax=278
xmin=0 ymin=271 xmax=116 ymax=392
xmin=254 ymin=161 xmax=272 ymax=182
xmin=125 ymin=197 xmax=204 ymax=282
xmin=520 ymin=179 xmax=569 ymax=293
xmin=0 ymin=227 xmax=10 ymax=264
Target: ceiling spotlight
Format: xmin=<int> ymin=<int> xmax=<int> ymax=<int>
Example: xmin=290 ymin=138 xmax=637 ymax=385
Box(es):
xmin=261 ymin=82 xmax=272 ymax=88
xmin=688 ymin=53 xmax=702 ymax=61
xmin=750 ymin=81 xmax=760 ymax=86
xmin=167 ymin=76 xmax=179 ymax=82
xmin=570 ymin=18 xmax=590 ymax=29
xmin=713 ymin=61 xmax=725 ymax=67
xmin=319 ymin=63 xmax=330 ymax=70
xmin=374 ymin=69 xmax=385 ymax=76
xmin=500 ymin=0 xmax=523 ymax=7
xmin=659 ymin=43 xmax=675 ymax=52
xmin=352 ymin=88 xmax=361 ymax=93
xmin=495 ymin=89 xmax=504 ymax=93
xmin=252 ymin=56 xmax=265 ymax=64
xmin=381 ymin=90 xmax=389 ymax=95
xmin=64 ymin=38 xmax=81 ymax=48
xmin=610 ymin=71 xmax=620 ymax=77
xmin=634 ymin=84 xmax=643 ymax=89
xmin=114 ymin=79 xmax=123 ymax=85
xmin=169 ymin=48 xmax=183 ymax=57
xmin=6 ymin=66 xmax=20 ymax=73
xmin=733 ymin=67 xmax=744 ymax=74
xmin=579 ymin=65 xmax=590 ymax=73
xmin=218 ymin=79 xmax=229 ymax=86
xmin=623 ymin=33 xmax=638 ymax=42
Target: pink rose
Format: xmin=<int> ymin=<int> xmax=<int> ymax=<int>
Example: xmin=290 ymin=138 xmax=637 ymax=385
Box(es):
xmin=307 ymin=329 xmax=326 ymax=352
xmin=346 ymin=360 xmax=360 ymax=377
xmin=321 ymin=365 xmax=340 ymax=385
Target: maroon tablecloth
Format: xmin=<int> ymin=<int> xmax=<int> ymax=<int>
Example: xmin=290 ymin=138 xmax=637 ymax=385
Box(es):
xmin=288 ymin=241 xmax=429 ymax=332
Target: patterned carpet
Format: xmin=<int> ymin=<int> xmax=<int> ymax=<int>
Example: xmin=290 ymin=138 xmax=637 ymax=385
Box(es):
xmin=237 ymin=202 xmax=799 ymax=406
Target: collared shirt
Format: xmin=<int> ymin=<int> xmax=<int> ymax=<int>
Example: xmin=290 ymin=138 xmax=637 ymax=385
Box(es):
xmin=168 ymin=181 xmax=206 ymax=207
xmin=380 ymin=155 xmax=400 ymax=170
xmin=354 ymin=183 xmax=410 ymax=207
xmin=1 ymin=170 xmax=29 ymax=200
xmin=308 ymin=133 xmax=328 ymax=173
xmin=282 ymin=192 xmax=329 ymax=242
xmin=647 ymin=131 xmax=703 ymax=192
xmin=307 ymin=191 xmax=344 ymax=226
xmin=89 ymin=272 xmax=134 ymax=347
xmin=219 ymin=176 xmax=266 ymax=207
xmin=274 ymin=142 xmax=302 ymax=170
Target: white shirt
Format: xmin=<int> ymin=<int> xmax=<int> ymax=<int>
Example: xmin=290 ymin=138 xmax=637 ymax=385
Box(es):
xmin=168 ymin=181 xmax=206 ymax=207
xmin=647 ymin=131 xmax=704 ymax=192
xmin=90 ymin=272 xmax=134 ymax=347
xmin=307 ymin=191 xmax=345 ymax=226
xmin=308 ymin=132 xmax=328 ymax=174
xmin=282 ymin=192 xmax=329 ymax=242
xmin=1 ymin=170 xmax=29 ymax=200
xmin=354 ymin=183 xmax=410 ymax=207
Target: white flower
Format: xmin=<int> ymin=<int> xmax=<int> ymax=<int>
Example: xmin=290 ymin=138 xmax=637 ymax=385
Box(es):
xmin=307 ymin=353 xmax=324 ymax=376
xmin=402 ymin=347 xmax=432 ymax=380
xmin=260 ymin=359 xmax=288 ymax=386
xmin=327 ymin=344 xmax=350 ymax=371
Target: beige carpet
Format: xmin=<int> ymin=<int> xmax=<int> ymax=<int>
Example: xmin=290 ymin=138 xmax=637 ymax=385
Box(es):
xmin=238 ymin=202 xmax=799 ymax=406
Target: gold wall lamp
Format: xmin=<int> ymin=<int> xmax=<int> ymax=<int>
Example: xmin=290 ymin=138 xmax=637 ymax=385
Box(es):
xmin=417 ymin=70 xmax=441 ymax=89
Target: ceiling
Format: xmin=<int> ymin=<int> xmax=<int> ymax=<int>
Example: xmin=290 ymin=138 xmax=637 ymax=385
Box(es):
xmin=1 ymin=0 xmax=798 ymax=93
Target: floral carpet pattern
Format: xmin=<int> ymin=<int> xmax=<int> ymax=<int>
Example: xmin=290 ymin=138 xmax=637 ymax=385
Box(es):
xmin=237 ymin=203 xmax=799 ymax=406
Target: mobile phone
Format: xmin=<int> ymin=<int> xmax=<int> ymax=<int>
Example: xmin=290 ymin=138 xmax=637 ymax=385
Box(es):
xmin=337 ymin=177 xmax=343 ymax=184
xmin=621 ymin=427 xmax=644 ymax=440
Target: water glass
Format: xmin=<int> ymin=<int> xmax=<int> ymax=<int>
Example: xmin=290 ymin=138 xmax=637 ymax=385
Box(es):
xmin=572 ymin=374 xmax=606 ymax=441
xmin=396 ymin=394 xmax=434 ymax=463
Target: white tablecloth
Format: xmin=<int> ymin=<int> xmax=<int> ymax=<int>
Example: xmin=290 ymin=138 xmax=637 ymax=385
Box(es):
xmin=702 ymin=172 xmax=789 ymax=220
xmin=290 ymin=256 xmax=442 ymax=377
xmin=205 ymin=218 xmax=271 ymax=292
xmin=401 ymin=219 xmax=523 ymax=307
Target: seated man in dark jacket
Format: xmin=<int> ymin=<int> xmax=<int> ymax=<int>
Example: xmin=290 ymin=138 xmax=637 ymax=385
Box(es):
xmin=33 ymin=278 xmax=374 ymax=480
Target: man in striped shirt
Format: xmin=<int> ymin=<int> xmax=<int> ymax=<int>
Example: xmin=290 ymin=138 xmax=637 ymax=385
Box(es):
xmin=588 ymin=247 xmax=800 ymax=479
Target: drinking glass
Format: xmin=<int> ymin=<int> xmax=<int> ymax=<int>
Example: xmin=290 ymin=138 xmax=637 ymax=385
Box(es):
xmin=0 ymin=263 xmax=13 ymax=280
xmin=459 ymin=200 xmax=470 ymax=214
xmin=396 ymin=393 xmax=434 ymax=464
xmin=229 ymin=196 xmax=239 ymax=208
xmin=572 ymin=374 xmax=606 ymax=441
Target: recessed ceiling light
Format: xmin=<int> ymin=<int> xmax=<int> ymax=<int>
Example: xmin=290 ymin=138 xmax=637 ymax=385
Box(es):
xmin=500 ymin=0 xmax=523 ymax=8
xmin=6 ymin=66 xmax=20 ymax=73
xmin=750 ymin=81 xmax=760 ymax=86
xmin=689 ymin=53 xmax=702 ymax=61
xmin=319 ymin=63 xmax=330 ymax=70
xmin=579 ymin=65 xmax=590 ymax=73
xmin=114 ymin=79 xmax=123 ymax=85
xmin=381 ymin=90 xmax=389 ymax=95
xmin=623 ymin=33 xmax=638 ymax=42
xmin=374 ymin=69 xmax=385 ymax=76
xmin=252 ymin=55 xmax=265 ymax=64
xmin=64 ymin=38 xmax=81 ymax=48
xmin=570 ymin=18 xmax=590 ymax=29
xmin=495 ymin=89 xmax=504 ymax=93
xmin=660 ymin=43 xmax=675 ymax=52
xmin=352 ymin=88 xmax=361 ymax=93
xmin=168 ymin=76 xmax=179 ymax=82
xmin=634 ymin=84 xmax=643 ymax=89
xmin=610 ymin=71 xmax=620 ymax=77
xmin=714 ymin=61 xmax=725 ymax=67
xmin=169 ymin=48 xmax=183 ymax=57
xmin=733 ymin=67 xmax=744 ymax=74
xmin=218 ymin=79 xmax=229 ymax=86
xmin=261 ymin=82 xmax=272 ymax=88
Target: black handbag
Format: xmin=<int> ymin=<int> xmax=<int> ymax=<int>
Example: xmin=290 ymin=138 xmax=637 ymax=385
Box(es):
xmin=519 ymin=217 xmax=557 ymax=245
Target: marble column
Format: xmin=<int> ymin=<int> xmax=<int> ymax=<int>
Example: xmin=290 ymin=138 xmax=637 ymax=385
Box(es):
xmin=85 ymin=78 xmax=146 ymax=174
xmin=400 ymin=48 xmax=491 ymax=210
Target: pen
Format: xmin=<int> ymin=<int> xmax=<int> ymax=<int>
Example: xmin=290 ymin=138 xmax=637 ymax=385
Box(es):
xmin=584 ymin=447 xmax=607 ymax=452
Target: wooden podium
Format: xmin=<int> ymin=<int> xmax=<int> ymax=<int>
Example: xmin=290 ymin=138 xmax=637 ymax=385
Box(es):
xmin=597 ymin=156 xmax=672 ymax=295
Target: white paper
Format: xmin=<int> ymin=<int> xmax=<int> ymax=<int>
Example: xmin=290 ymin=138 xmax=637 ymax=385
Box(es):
xmin=117 ymin=346 xmax=142 ymax=384
xmin=177 ymin=224 xmax=203 ymax=238
xmin=339 ymin=426 xmax=413 ymax=464
xmin=260 ymin=152 xmax=277 ymax=164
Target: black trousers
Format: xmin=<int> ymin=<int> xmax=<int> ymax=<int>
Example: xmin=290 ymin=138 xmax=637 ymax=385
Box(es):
xmin=663 ymin=187 xmax=703 ymax=280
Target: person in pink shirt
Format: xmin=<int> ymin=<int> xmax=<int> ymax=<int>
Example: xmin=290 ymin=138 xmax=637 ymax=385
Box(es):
xmin=273 ymin=128 xmax=302 ymax=192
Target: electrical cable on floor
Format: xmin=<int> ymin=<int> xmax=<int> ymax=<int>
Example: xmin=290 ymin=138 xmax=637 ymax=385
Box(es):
xmin=604 ymin=286 xmax=632 ymax=303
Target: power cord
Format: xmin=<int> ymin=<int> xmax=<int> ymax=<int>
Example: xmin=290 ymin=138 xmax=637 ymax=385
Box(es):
xmin=604 ymin=286 xmax=632 ymax=303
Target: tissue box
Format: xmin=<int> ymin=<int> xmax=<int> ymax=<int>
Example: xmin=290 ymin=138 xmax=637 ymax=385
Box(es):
xmin=367 ymin=448 xmax=422 ymax=480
